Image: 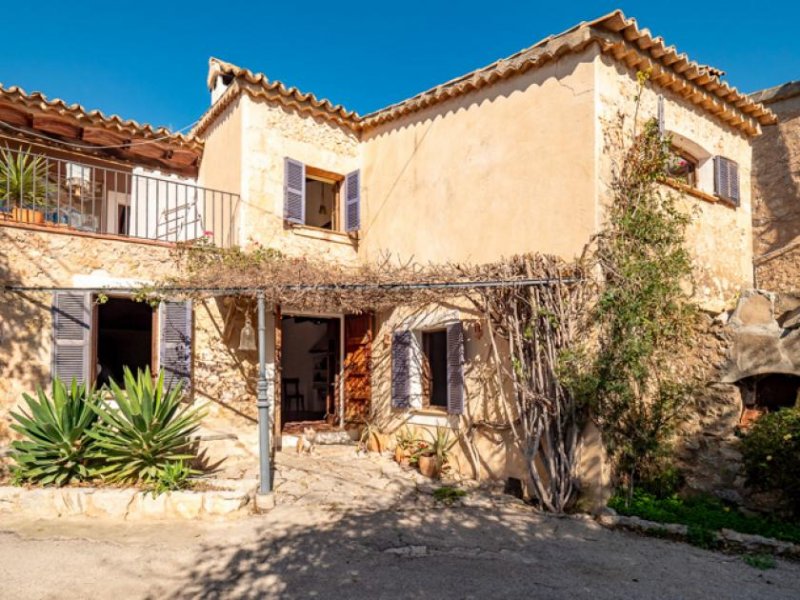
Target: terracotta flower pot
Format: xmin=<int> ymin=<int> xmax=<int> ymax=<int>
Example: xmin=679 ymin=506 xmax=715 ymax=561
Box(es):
xmin=418 ymin=454 xmax=440 ymax=479
xmin=12 ymin=207 xmax=45 ymax=225
xmin=366 ymin=432 xmax=386 ymax=453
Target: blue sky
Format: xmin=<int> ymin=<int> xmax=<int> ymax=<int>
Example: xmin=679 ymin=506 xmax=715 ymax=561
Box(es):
xmin=2 ymin=1 xmax=798 ymax=131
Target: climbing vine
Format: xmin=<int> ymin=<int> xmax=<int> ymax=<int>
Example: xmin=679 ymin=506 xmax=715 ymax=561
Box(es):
xmin=567 ymin=93 xmax=699 ymax=495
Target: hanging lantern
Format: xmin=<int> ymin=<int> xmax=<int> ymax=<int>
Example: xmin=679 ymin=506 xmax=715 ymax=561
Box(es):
xmin=238 ymin=311 xmax=257 ymax=351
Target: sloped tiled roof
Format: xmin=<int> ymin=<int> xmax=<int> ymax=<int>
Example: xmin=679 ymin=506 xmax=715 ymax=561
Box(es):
xmin=750 ymin=80 xmax=800 ymax=105
xmin=0 ymin=83 xmax=203 ymax=174
xmin=197 ymin=10 xmax=775 ymax=137
xmin=192 ymin=57 xmax=361 ymax=136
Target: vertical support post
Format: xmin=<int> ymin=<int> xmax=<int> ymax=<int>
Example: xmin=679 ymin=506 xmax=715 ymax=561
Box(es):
xmin=256 ymin=291 xmax=272 ymax=495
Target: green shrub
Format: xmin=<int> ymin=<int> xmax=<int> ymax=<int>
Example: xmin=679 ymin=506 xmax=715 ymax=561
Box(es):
xmin=9 ymin=379 xmax=98 ymax=485
xmin=433 ymin=486 xmax=467 ymax=505
xmin=740 ymin=407 xmax=800 ymax=517
xmin=148 ymin=460 xmax=194 ymax=497
xmin=89 ymin=367 xmax=203 ymax=484
xmin=609 ymin=489 xmax=800 ymax=544
xmin=743 ymin=553 xmax=777 ymax=570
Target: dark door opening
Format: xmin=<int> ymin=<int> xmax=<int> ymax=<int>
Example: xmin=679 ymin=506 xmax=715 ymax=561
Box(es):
xmin=281 ymin=315 xmax=340 ymax=424
xmin=96 ymin=296 xmax=154 ymax=386
xmin=423 ymin=329 xmax=448 ymax=409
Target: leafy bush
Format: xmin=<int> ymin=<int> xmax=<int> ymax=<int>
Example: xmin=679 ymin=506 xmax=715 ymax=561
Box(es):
xmin=9 ymin=379 xmax=98 ymax=485
xmin=433 ymin=486 xmax=467 ymax=505
xmin=609 ymin=489 xmax=800 ymax=544
xmin=148 ymin=460 xmax=194 ymax=497
xmin=89 ymin=367 xmax=203 ymax=484
xmin=740 ymin=407 xmax=800 ymax=517
xmin=743 ymin=553 xmax=777 ymax=570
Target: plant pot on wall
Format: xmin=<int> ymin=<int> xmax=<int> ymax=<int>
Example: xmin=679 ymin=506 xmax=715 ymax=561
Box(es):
xmin=12 ymin=207 xmax=45 ymax=225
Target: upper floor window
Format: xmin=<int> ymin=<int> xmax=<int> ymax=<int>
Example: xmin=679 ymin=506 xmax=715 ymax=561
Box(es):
xmin=284 ymin=157 xmax=360 ymax=232
xmin=666 ymin=147 xmax=698 ymax=188
xmin=663 ymin=132 xmax=740 ymax=207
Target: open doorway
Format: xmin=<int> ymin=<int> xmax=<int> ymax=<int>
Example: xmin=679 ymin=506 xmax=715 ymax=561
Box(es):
xmin=95 ymin=296 xmax=154 ymax=386
xmin=280 ymin=315 xmax=341 ymax=425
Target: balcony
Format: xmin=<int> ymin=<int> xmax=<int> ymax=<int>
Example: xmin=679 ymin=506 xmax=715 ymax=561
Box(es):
xmin=0 ymin=146 xmax=239 ymax=247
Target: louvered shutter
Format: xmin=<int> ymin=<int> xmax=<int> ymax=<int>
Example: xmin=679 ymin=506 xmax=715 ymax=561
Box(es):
xmin=284 ymin=157 xmax=305 ymax=224
xmin=51 ymin=292 xmax=91 ymax=385
xmin=391 ymin=330 xmax=412 ymax=409
xmin=446 ymin=322 xmax=465 ymax=415
xmin=714 ymin=156 xmax=740 ymax=206
xmin=657 ymin=96 xmax=665 ymax=136
xmin=344 ymin=169 xmax=361 ymax=232
xmin=159 ymin=300 xmax=193 ymax=392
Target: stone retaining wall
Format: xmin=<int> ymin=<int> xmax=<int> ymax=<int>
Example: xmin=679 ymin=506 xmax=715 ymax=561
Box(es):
xmin=0 ymin=479 xmax=257 ymax=520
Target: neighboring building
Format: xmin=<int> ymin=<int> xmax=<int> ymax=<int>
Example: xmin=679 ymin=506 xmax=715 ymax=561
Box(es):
xmin=750 ymin=81 xmax=800 ymax=291
xmin=0 ymin=11 xmax=776 ymax=491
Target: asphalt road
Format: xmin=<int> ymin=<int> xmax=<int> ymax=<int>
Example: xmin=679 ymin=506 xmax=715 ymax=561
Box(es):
xmin=1 ymin=505 xmax=798 ymax=599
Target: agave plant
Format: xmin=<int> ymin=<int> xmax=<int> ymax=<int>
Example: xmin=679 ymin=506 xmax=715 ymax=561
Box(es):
xmin=0 ymin=147 xmax=51 ymax=208
xmin=9 ymin=379 xmax=98 ymax=486
xmin=88 ymin=367 xmax=203 ymax=484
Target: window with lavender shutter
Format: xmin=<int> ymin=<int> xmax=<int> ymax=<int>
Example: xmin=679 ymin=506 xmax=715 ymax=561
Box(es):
xmin=51 ymin=292 xmax=91 ymax=385
xmin=284 ymin=157 xmax=305 ymax=224
xmin=160 ymin=300 xmax=193 ymax=392
xmin=391 ymin=330 xmax=412 ymax=409
xmin=345 ymin=169 xmax=361 ymax=232
xmin=714 ymin=156 xmax=740 ymax=206
xmin=446 ymin=322 xmax=465 ymax=415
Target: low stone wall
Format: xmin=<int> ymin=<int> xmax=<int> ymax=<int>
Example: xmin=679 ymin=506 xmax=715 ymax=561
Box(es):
xmin=0 ymin=479 xmax=257 ymax=520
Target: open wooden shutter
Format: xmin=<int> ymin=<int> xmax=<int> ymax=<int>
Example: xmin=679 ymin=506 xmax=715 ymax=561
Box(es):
xmin=284 ymin=157 xmax=305 ymax=224
xmin=714 ymin=156 xmax=740 ymax=206
xmin=343 ymin=313 xmax=372 ymax=423
xmin=446 ymin=322 xmax=465 ymax=415
xmin=159 ymin=300 xmax=192 ymax=391
xmin=344 ymin=169 xmax=361 ymax=232
xmin=51 ymin=292 xmax=91 ymax=385
xmin=657 ymin=96 xmax=665 ymax=135
xmin=391 ymin=330 xmax=412 ymax=409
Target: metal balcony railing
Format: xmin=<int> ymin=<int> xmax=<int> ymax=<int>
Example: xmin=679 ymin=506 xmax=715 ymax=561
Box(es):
xmin=0 ymin=146 xmax=239 ymax=247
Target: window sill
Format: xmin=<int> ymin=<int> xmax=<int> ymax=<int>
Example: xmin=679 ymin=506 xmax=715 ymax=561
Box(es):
xmin=288 ymin=223 xmax=358 ymax=245
xmin=662 ymin=178 xmax=736 ymax=208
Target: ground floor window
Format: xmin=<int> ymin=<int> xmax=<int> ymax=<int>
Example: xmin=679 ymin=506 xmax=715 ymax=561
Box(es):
xmin=422 ymin=329 xmax=448 ymax=409
xmin=95 ymin=296 xmax=154 ymax=386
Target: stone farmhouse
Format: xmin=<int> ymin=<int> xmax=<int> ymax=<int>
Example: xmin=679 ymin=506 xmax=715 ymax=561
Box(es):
xmin=0 ymin=11 xmax=784 ymax=499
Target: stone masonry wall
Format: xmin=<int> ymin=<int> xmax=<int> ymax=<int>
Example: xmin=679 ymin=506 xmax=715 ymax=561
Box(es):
xmin=0 ymin=225 xmax=258 ymax=441
xmin=752 ymin=85 xmax=800 ymax=292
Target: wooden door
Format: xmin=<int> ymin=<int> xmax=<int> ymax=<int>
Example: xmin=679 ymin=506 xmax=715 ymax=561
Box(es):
xmin=343 ymin=313 xmax=373 ymax=424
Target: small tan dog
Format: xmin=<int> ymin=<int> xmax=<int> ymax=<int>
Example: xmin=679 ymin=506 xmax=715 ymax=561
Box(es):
xmin=296 ymin=426 xmax=317 ymax=455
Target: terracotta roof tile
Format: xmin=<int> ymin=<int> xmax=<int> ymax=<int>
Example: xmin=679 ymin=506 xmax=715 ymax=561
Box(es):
xmin=196 ymin=11 xmax=775 ymax=138
xmin=0 ymin=83 xmax=202 ymax=151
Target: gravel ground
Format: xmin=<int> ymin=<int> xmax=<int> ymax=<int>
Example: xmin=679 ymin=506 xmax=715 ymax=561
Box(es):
xmin=2 ymin=503 xmax=799 ymax=599
xmin=1 ymin=447 xmax=799 ymax=599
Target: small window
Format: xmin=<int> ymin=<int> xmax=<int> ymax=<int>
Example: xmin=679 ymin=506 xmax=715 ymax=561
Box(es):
xmin=422 ymin=330 xmax=448 ymax=409
xmin=666 ymin=147 xmax=698 ymax=187
xmin=304 ymin=166 xmax=342 ymax=231
xmin=95 ymin=296 xmax=155 ymax=386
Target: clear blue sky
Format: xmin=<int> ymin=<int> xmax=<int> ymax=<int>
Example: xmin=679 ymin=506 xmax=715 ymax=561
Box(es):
xmin=3 ymin=1 xmax=798 ymax=131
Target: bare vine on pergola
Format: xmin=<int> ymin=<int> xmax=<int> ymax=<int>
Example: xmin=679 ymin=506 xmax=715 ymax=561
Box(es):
xmin=152 ymin=242 xmax=588 ymax=512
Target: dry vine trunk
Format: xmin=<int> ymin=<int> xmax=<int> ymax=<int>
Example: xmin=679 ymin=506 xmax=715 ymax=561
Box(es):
xmin=472 ymin=256 xmax=587 ymax=512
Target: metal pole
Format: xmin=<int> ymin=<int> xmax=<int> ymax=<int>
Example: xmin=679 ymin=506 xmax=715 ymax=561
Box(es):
xmin=256 ymin=291 xmax=272 ymax=494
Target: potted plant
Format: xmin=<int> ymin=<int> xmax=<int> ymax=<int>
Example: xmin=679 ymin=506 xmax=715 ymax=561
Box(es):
xmin=394 ymin=427 xmax=418 ymax=465
xmin=359 ymin=418 xmax=387 ymax=453
xmin=0 ymin=147 xmax=52 ymax=225
xmin=417 ymin=426 xmax=457 ymax=479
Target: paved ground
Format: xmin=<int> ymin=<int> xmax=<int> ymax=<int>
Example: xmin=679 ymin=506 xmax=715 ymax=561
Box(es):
xmin=2 ymin=448 xmax=800 ymax=599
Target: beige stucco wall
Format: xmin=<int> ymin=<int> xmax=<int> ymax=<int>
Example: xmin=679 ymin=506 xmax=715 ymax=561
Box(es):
xmin=595 ymin=56 xmax=755 ymax=312
xmin=0 ymin=226 xmax=259 ymax=433
xmin=359 ymin=46 xmax=600 ymax=265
